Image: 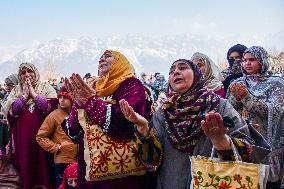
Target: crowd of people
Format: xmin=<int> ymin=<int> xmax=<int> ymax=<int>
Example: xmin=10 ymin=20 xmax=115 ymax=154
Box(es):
xmin=0 ymin=44 xmax=283 ymax=189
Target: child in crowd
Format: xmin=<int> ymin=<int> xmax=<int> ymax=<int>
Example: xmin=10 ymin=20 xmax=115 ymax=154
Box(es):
xmin=36 ymin=86 xmax=79 ymax=188
xmin=58 ymin=162 xmax=78 ymax=189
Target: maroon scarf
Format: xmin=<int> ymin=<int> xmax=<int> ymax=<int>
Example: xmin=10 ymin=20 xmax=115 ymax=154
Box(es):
xmin=163 ymin=59 xmax=220 ymax=153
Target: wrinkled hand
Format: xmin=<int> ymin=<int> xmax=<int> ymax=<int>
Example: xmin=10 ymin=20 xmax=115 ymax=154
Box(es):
xmin=64 ymin=77 xmax=84 ymax=107
xmin=119 ymin=99 xmax=149 ymax=137
xmin=230 ymin=82 xmax=249 ymax=101
xmin=65 ymin=74 xmax=96 ymax=107
xmin=26 ymin=78 xmax=38 ymax=99
xmin=22 ymin=81 xmax=30 ymax=100
xmin=201 ymin=112 xmax=231 ymax=150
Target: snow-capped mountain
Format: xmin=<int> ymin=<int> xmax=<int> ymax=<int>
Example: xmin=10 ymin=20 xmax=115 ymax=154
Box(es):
xmin=0 ymin=33 xmax=283 ymax=81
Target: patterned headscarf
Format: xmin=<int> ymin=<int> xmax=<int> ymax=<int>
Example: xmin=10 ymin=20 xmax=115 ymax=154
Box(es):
xmin=227 ymin=46 xmax=284 ymax=180
xmin=95 ymin=50 xmax=135 ymax=97
xmin=163 ymin=59 xmax=220 ymax=153
xmin=191 ymin=52 xmax=224 ymax=92
xmin=1 ymin=63 xmax=57 ymax=116
xmin=243 ymin=46 xmax=269 ymax=75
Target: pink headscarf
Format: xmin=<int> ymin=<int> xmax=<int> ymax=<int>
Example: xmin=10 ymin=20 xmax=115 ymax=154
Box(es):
xmin=58 ymin=163 xmax=78 ymax=189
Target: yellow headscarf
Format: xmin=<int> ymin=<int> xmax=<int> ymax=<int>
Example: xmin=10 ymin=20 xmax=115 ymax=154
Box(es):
xmin=95 ymin=50 xmax=135 ymax=97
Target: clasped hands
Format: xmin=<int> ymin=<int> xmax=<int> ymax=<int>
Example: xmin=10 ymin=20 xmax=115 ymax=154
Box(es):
xmin=22 ymin=78 xmax=38 ymax=100
xmin=64 ymin=74 xmax=96 ymax=107
xmin=230 ymin=82 xmax=249 ymax=101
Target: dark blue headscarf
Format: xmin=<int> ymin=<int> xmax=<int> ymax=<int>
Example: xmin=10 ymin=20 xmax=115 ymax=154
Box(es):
xmin=227 ymin=44 xmax=247 ymax=67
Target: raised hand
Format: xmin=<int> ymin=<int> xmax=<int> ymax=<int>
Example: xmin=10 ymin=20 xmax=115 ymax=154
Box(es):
xmin=230 ymin=82 xmax=249 ymax=101
xmin=65 ymin=74 xmax=96 ymax=106
xmin=22 ymin=81 xmax=30 ymax=100
xmin=119 ymin=99 xmax=149 ymax=137
xmin=201 ymin=112 xmax=231 ymax=150
xmin=71 ymin=74 xmax=95 ymax=96
xmin=65 ymin=77 xmax=83 ymax=107
xmin=26 ymin=78 xmax=38 ymax=99
xmin=64 ymin=77 xmax=75 ymax=99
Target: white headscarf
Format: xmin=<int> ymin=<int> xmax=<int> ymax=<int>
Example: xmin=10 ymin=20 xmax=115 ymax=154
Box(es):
xmin=1 ymin=63 xmax=57 ymax=116
xmin=191 ymin=52 xmax=224 ymax=91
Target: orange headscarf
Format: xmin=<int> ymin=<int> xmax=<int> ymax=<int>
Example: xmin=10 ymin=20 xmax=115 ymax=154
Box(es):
xmin=95 ymin=50 xmax=135 ymax=97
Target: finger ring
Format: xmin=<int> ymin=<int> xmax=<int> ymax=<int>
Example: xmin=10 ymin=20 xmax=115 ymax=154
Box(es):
xmin=209 ymin=127 xmax=217 ymax=132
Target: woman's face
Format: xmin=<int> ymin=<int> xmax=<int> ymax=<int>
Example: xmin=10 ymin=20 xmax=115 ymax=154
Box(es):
xmin=169 ymin=61 xmax=194 ymax=94
xmin=192 ymin=58 xmax=206 ymax=74
xmin=242 ymin=53 xmax=262 ymax=75
xmin=20 ymin=67 xmax=36 ymax=83
xmin=98 ymin=51 xmax=114 ymax=76
xmin=229 ymin=51 xmax=242 ymax=61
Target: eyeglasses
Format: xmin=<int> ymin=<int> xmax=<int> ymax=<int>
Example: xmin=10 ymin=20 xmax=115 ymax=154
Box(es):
xmin=242 ymin=58 xmax=257 ymax=62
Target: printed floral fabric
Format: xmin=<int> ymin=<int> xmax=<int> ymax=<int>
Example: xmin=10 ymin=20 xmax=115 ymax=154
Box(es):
xmin=77 ymin=109 xmax=146 ymax=181
xmin=191 ymin=156 xmax=269 ymax=189
xmin=136 ymin=127 xmax=252 ymax=172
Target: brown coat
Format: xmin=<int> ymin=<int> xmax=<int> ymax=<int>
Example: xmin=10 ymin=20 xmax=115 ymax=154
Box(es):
xmin=36 ymin=108 xmax=78 ymax=164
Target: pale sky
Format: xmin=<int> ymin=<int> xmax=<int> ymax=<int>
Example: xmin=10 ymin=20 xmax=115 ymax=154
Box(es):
xmin=0 ymin=0 xmax=283 ymax=46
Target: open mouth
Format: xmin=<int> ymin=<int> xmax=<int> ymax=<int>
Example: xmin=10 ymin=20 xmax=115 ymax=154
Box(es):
xmin=174 ymin=78 xmax=183 ymax=83
xmin=99 ymin=63 xmax=108 ymax=69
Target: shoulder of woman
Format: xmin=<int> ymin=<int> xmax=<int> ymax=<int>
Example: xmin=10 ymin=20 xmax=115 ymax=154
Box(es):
xmin=42 ymin=81 xmax=55 ymax=88
xmin=121 ymin=77 xmax=143 ymax=87
xmin=231 ymin=76 xmax=245 ymax=84
xmin=116 ymin=77 xmax=145 ymax=94
xmin=41 ymin=81 xmax=57 ymax=95
xmin=268 ymin=75 xmax=284 ymax=84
